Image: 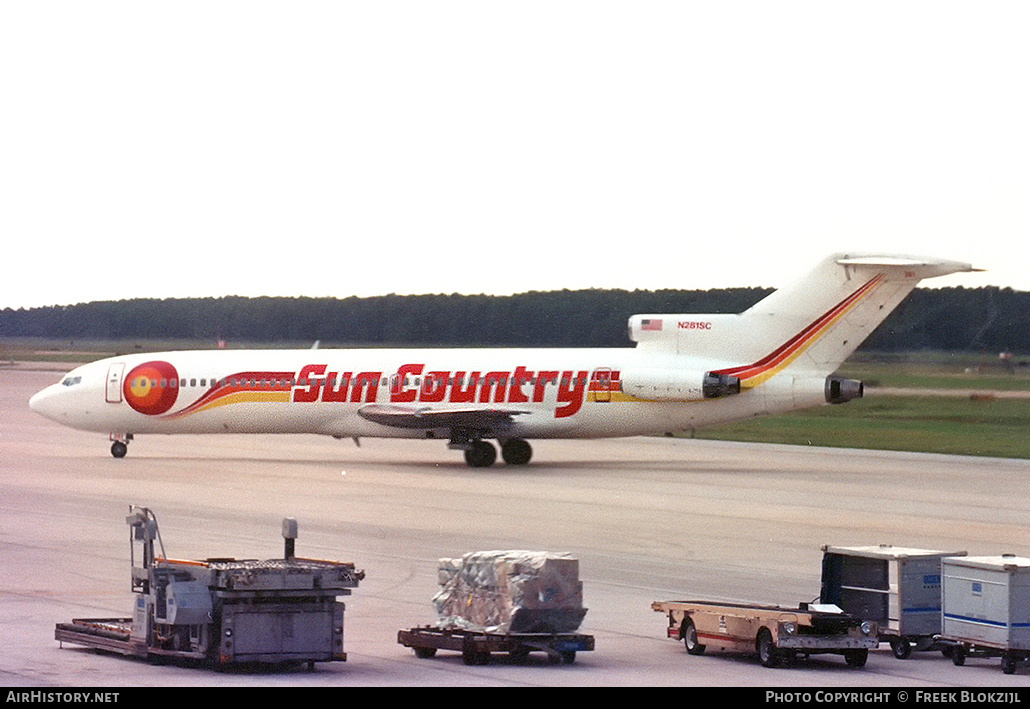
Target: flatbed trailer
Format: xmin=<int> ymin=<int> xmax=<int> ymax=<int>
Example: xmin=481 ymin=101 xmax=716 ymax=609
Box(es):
xmin=397 ymin=625 xmax=594 ymax=665
xmin=652 ymin=599 xmax=878 ymax=668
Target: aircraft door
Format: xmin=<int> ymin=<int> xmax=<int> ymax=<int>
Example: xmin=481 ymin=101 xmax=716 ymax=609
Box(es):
xmin=106 ymin=363 xmax=125 ymax=403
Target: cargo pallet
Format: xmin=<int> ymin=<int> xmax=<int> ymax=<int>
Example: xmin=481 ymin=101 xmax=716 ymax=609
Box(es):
xmin=398 ymin=625 xmax=594 ymax=665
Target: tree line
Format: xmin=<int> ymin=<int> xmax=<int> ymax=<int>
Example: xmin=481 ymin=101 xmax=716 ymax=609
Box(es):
xmin=0 ymin=286 xmax=1026 ymax=353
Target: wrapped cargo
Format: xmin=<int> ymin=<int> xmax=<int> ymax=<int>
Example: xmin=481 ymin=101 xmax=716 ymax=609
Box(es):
xmin=433 ymin=550 xmax=586 ymax=634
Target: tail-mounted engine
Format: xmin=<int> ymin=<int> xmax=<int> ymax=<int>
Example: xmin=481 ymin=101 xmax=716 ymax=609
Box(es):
xmin=703 ymin=372 xmax=742 ymax=399
xmin=825 ymin=376 xmax=863 ymax=404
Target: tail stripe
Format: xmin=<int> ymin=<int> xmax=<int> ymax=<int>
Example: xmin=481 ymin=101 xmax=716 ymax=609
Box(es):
xmin=714 ymin=274 xmax=885 ymax=386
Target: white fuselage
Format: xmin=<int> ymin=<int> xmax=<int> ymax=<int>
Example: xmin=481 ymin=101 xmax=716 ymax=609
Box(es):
xmin=28 ymin=347 xmax=826 ymax=441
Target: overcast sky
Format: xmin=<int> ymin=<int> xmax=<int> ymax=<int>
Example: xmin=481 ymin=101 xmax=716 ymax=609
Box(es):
xmin=2 ymin=2 xmax=1027 ymax=309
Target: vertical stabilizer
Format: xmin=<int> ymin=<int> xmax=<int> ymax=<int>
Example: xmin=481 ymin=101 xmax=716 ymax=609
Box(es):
xmin=713 ymin=254 xmax=977 ymax=386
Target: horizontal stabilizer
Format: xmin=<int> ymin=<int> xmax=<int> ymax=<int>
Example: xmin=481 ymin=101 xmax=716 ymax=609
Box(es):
xmin=835 ymin=255 xmax=982 ymax=280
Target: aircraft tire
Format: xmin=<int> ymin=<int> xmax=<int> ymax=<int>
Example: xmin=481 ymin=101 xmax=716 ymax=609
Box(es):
xmin=111 ymin=441 xmax=128 ymax=458
xmin=501 ymin=439 xmax=532 ymax=465
xmin=464 ymin=440 xmax=496 ymax=468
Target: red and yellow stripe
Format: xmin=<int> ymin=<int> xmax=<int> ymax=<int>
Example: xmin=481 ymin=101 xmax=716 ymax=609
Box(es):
xmin=713 ymin=274 xmax=885 ymax=387
xmin=163 ymin=370 xmax=295 ymax=419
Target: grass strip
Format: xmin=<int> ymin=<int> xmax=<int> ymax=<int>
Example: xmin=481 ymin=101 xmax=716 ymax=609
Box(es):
xmin=696 ymin=395 xmax=1030 ymax=459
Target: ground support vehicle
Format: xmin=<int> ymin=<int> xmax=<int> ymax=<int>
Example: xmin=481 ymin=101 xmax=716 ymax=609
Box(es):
xmin=55 ymin=507 xmax=364 ymax=668
xmin=941 ymin=555 xmax=1030 ymax=675
xmin=651 ymin=599 xmax=877 ymax=668
xmin=397 ymin=625 xmax=594 ymax=665
xmin=821 ymin=544 xmax=966 ymax=659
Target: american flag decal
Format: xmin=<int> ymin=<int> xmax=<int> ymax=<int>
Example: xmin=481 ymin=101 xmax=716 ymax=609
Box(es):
xmin=641 ymin=319 xmax=663 ymax=331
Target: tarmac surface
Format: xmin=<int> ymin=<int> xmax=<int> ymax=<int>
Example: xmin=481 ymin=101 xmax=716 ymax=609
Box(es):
xmin=3 ymin=365 xmax=1030 ymax=687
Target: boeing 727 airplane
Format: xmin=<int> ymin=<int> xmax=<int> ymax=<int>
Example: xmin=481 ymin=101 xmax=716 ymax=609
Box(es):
xmin=29 ymin=254 xmax=976 ymax=467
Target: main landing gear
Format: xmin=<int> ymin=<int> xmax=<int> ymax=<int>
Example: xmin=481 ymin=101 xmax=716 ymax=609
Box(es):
xmin=461 ymin=439 xmax=533 ymax=468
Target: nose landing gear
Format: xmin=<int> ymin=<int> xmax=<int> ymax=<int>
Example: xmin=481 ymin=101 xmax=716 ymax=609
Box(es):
xmin=109 ymin=434 xmax=132 ymax=458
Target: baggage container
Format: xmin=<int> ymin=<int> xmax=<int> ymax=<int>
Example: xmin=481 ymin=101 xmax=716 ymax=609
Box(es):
xmin=941 ymin=554 xmax=1030 ymax=674
xmin=820 ymin=544 xmax=965 ymax=658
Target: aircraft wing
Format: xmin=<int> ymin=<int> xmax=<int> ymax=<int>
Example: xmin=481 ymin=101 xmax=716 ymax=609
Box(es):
xmin=357 ymin=404 xmax=531 ymax=430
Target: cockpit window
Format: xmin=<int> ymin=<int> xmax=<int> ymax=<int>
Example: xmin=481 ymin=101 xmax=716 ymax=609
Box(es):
xmin=61 ymin=376 xmax=82 ymax=387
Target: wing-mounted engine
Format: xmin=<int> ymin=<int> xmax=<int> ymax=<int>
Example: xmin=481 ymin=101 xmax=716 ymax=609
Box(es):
xmin=620 ymin=368 xmax=741 ymax=402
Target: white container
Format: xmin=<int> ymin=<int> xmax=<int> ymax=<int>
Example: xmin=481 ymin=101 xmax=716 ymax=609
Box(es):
xmin=821 ymin=545 xmax=965 ymax=641
xmin=942 ymin=554 xmax=1030 ymax=652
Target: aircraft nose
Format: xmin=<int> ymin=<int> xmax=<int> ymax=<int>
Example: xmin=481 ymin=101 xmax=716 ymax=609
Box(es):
xmin=29 ymin=385 xmax=62 ymax=421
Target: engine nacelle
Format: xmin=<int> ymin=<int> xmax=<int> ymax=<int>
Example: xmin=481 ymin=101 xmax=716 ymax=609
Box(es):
xmin=621 ymin=368 xmax=741 ymax=401
xmin=825 ymin=376 xmax=864 ymax=404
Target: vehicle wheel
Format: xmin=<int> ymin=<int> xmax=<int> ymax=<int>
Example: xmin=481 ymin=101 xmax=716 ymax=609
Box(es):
xmin=414 ymin=647 xmax=436 ymax=659
xmin=890 ymin=638 xmax=912 ymax=659
xmin=462 ymin=646 xmax=489 ymax=665
xmin=560 ymin=650 xmax=576 ymax=664
xmin=111 ymin=441 xmax=128 ymax=458
xmin=464 ymin=440 xmax=496 ymax=468
xmin=683 ymin=618 xmax=706 ymax=656
xmin=757 ymin=628 xmax=780 ymax=668
xmin=845 ymin=649 xmax=868 ymax=668
xmin=1002 ymin=652 xmax=1017 ymax=675
xmin=509 ymin=647 xmax=531 ymax=663
xmin=952 ymin=646 xmax=966 ymax=666
xmin=501 ymin=439 xmax=532 ymax=465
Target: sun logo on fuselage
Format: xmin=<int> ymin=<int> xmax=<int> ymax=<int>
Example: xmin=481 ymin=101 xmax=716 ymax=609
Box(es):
xmin=123 ymin=361 xmax=179 ymax=415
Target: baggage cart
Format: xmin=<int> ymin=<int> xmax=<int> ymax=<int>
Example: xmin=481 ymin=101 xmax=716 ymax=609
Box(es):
xmin=941 ymin=554 xmax=1030 ymax=674
xmin=820 ymin=544 xmax=966 ymax=658
xmin=397 ymin=625 xmax=594 ymax=665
